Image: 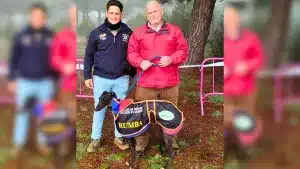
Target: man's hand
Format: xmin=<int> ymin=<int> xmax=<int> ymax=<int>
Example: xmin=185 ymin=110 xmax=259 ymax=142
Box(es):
xmin=159 ymin=56 xmax=172 ymax=67
xmin=235 ymin=61 xmax=249 ymax=76
xmin=85 ymin=79 xmax=93 ymax=89
xmin=7 ymin=81 xmax=16 ymax=93
xmin=63 ymin=63 xmax=75 ymax=75
xmin=140 ymin=60 xmax=153 ymax=70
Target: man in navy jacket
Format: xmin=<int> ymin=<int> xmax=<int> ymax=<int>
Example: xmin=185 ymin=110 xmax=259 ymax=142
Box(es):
xmin=7 ymin=3 xmax=56 ymax=156
xmin=84 ymin=0 xmax=135 ymax=152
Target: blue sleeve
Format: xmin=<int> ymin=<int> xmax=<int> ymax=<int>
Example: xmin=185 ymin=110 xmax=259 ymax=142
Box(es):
xmin=8 ymin=34 xmax=21 ymax=81
xmin=84 ymin=31 xmax=96 ymax=80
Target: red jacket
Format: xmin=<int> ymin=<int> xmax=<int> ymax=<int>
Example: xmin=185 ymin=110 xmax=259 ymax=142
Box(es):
xmin=224 ymin=29 xmax=264 ymax=96
xmin=127 ymin=22 xmax=188 ymax=88
xmin=50 ymin=27 xmax=76 ymax=92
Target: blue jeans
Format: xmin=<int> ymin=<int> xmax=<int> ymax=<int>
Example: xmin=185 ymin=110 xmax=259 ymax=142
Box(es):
xmin=13 ymin=78 xmax=54 ymax=146
xmin=91 ymin=75 xmax=129 ymax=140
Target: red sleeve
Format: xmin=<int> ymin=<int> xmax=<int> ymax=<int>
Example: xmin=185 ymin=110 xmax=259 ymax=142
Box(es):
xmin=170 ymin=28 xmax=189 ymax=65
xmin=127 ymin=32 xmax=144 ymax=68
xmin=50 ymin=33 xmax=64 ymax=73
xmin=247 ymin=35 xmax=264 ymax=73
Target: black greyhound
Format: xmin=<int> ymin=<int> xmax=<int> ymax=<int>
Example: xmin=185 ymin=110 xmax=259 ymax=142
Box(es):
xmin=24 ymin=96 xmax=75 ymax=169
xmin=95 ymin=91 xmax=184 ymax=169
xmin=224 ymin=110 xmax=262 ymax=162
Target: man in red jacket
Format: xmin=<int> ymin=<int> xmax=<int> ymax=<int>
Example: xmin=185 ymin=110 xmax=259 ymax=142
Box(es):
xmin=127 ymin=0 xmax=188 ymax=154
xmin=224 ymin=5 xmax=264 ymax=127
xmin=50 ymin=3 xmax=76 ymax=123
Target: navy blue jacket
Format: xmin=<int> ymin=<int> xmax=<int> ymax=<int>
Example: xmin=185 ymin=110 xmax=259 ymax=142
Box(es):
xmin=84 ymin=22 xmax=135 ymax=80
xmin=8 ymin=26 xmax=57 ymax=81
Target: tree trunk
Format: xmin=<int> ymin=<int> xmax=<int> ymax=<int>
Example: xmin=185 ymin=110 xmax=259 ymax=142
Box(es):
xmin=262 ymin=0 xmax=292 ymax=69
xmin=186 ymin=0 xmax=216 ymax=65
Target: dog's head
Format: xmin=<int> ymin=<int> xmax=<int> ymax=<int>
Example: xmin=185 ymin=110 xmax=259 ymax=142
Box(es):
xmin=24 ymin=96 xmax=38 ymax=112
xmin=95 ymin=91 xmax=117 ymax=111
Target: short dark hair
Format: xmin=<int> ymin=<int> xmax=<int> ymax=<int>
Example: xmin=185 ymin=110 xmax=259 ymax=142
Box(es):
xmin=106 ymin=0 xmax=123 ymax=13
xmin=29 ymin=2 xmax=48 ymax=14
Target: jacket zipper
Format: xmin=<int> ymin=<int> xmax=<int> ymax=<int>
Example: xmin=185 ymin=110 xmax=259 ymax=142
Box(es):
xmin=107 ymin=28 xmax=123 ymax=44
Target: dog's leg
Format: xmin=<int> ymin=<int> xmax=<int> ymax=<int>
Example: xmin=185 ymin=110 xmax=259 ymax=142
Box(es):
xmin=236 ymin=144 xmax=250 ymax=162
xmin=159 ymin=144 xmax=164 ymax=154
xmin=163 ymin=133 xmax=175 ymax=169
xmin=127 ymin=138 xmax=137 ymax=169
xmin=53 ymin=142 xmax=64 ymax=169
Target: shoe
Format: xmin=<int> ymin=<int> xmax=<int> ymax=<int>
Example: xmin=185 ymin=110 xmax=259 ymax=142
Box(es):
xmin=172 ymin=138 xmax=180 ymax=149
xmin=114 ymin=137 xmax=129 ymax=150
xmin=87 ymin=139 xmax=100 ymax=153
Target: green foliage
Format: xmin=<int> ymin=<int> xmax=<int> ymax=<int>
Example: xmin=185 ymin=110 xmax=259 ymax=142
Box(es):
xmin=99 ymin=163 xmax=110 ymax=169
xmin=105 ymin=152 xmax=126 ymax=161
xmin=178 ymin=140 xmax=189 ymax=147
xmin=77 ymin=16 xmax=96 ymax=37
xmin=146 ymin=154 xmax=170 ymax=169
xmin=207 ymin=16 xmax=223 ymax=57
xmin=180 ymin=75 xmax=197 ymax=89
xmin=211 ymin=111 xmax=222 ymax=118
xmin=208 ymin=95 xmax=224 ymax=104
xmin=164 ymin=1 xmax=193 ymax=37
xmin=76 ymin=143 xmax=87 ymax=160
xmin=126 ymin=14 xmax=147 ymax=30
xmin=0 ymin=147 xmax=9 ymax=167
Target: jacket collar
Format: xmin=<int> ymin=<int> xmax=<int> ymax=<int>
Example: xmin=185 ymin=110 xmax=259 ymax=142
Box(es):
xmin=25 ymin=25 xmax=49 ymax=34
xmin=98 ymin=22 xmax=129 ymax=34
xmin=145 ymin=20 xmax=169 ymax=34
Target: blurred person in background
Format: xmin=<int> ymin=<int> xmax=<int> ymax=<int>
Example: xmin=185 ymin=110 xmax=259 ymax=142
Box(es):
xmin=7 ymin=3 xmax=56 ymax=157
xmin=83 ymin=0 xmax=136 ymax=152
xmin=127 ymin=0 xmax=188 ymax=154
xmin=50 ymin=2 xmax=76 ymax=124
xmin=224 ymin=4 xmax=264 ymax=127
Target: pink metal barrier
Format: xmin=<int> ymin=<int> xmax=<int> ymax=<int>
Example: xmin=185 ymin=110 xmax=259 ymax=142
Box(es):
xmin=0 ymin=61 xmax=15 ymax=104
xmin=274 ymin=64 xmax=300 ymax=123
xmin=199 ymin=58 xmax=224 ymax=116
xmin=0 ymin=96 xmax=14 ymax=104
xmin=76 ymin=58 xmax=93 ymax=99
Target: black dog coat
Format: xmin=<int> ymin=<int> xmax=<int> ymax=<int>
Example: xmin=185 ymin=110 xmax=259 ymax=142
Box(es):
xmin=112 ymin=99 xmax=184 ymax=138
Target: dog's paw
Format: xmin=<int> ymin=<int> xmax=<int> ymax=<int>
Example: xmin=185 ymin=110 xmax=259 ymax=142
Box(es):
xmin=136 ymin=151 xmax=144 ymax=158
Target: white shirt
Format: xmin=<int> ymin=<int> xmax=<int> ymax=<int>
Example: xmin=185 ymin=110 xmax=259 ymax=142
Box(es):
xmin=148 ymin=22 xmax=163 ymax=32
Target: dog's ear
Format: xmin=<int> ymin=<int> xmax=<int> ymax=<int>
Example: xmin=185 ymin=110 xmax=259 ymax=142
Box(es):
xmin=110 ymin=92 xmax=117 ymax=98
xmin=24 ymin=96 xmax=37 ymax=111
